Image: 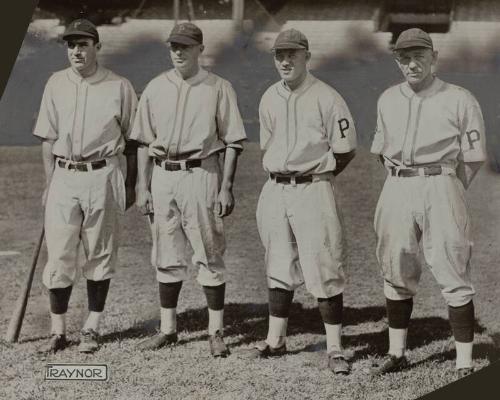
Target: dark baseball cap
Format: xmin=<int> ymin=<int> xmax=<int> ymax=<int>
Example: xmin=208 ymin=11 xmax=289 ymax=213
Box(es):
xmin=62 ymin=19 xmax=99 ymax=42
xmin=394 ymin=28 xmax=433 ymax=51
xmin=167 ymin=22 xmax=203 ymax=45
xmin=272 ymin=29 xmax=309 ymax=51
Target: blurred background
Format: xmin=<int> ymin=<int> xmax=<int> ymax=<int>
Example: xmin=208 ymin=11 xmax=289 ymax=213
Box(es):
xmin=2 ymin=0 xmax=500 ymax=170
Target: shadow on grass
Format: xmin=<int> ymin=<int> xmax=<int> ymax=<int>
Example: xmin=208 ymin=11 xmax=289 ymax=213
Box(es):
xmin=99 ymin=302 xmax=494 ymax=363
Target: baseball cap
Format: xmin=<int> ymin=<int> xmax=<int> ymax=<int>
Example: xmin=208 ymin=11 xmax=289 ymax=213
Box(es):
xmin=272 ymin=29 xmax=309 ymax=51
xmin=62 ymin=19 xmax=99 ymax=42
xmin=394 ymin=28 xmax=433 ymax=51
xmin=167 ymin=22 xmax=203 ymax=45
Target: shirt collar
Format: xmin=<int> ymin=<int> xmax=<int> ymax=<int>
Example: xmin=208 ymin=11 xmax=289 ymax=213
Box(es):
xmin=167 ymin=67 xmax=209 ymax=86
xmin=400 ymin=76 xmax=444 ymax=98
xmin=277 ymin=72 xmax=316 ymax=97
xmin=66 ymin=64 xmax=108 ymax=84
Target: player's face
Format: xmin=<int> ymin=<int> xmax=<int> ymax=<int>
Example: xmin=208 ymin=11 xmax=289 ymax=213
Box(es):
xmin=274 ymin=48 xmax=310 ymax=87
xmin=395 ymin=47 xmax=437 ymax=89
xmin=67 ymin=37 xmax=100 ymax=76
xmin=169 ymin=42 xmax=203 ymax=75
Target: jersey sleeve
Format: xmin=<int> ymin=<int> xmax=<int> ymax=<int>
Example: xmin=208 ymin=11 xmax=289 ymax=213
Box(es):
xmin=459 ymin=92 xmax=487 ymax=163
xmin=120 ymin=79 xmax=139 ymax=140
xmin=129 ymin=85 xmax=157 ymax=146
xmin=33 ymin=75 xmax=58 ymax=141
xmin=216 ymin=80 xmax=247 ymax=151
xmin=370 ymin=98 xmax=386 ymax=155
xmin=325 ymin=91 xmax=356 ymax=154
xmin=258 ymin=93 xmax=273 ymax=151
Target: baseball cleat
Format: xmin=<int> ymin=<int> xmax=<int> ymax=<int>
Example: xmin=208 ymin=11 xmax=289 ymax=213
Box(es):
xmin=78 ymin=329 xmax=100 ymax=353
xmin=208 ymin=330 xmax=230 ymax=358
xmin=327 ymin=350 xmax=351 ymax=375
xmin=456 ymin=367 xmax=474 ymax=378
xmin=37 ymin=333 xmax=69 ymax=354
xmin=371 ymin=354 xmax=408 ymax=375
xmin=136 ymin=332 xmax=178 ymax=351
xmin=246 ymin=341 xmax=287 ymax=359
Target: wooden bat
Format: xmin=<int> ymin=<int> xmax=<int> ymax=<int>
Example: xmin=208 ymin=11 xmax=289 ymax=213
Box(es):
xmin=4 ymin=226 xmax=45 ymax=343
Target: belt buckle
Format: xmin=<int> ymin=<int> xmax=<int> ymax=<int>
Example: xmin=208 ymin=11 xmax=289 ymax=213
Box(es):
xmin=180 ymin=160 xmax=187 ymax=171
xmin=290 ymin=176 xmax=296 ymax=187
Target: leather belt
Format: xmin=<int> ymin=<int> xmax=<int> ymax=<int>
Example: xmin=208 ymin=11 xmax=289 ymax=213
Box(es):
xmin=389 ymin=165 xmax=448 ymax=177
xmin=154 ymin=158 xmax=202 ymax=171
xmin=57 ymin=158 xmax=107 ymax=172
xmin=270 ymin=173 xmax=313 ymax=184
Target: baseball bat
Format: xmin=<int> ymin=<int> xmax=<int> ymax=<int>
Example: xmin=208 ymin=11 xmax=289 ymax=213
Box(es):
xmin=4 ymin=226 xmax=45 ymax=343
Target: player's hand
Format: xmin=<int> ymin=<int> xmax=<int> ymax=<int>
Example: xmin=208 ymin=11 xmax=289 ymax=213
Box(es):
xmin=125 ymin=182 xmax=136 ymax=210
xmin=216 ymin=187 xmax=234 ymax=218
xmin=136 ymin=187 xmax=154 ymax=215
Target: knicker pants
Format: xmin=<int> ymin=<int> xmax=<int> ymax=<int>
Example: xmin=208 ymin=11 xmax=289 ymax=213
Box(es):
xmin=374 ymin=174 xmax=475 ymax=307
xmin=256 ymin=175 xmax=346 ymax=299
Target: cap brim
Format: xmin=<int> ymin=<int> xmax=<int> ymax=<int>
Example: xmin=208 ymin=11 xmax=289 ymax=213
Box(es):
xmin=393 ymin=41 xmax=433 ymax=50
xmin=167 ymin=35 xmax=201 ymax=45
xmin=271 ymin=43 xmax=308 ymax=51
xmin=62 ymin=31 xmax=98 ymax=41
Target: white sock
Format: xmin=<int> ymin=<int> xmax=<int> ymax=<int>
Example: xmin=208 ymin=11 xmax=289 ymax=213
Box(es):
xmin=266 ymin=316 xmax=287 ymax=348
xmin=82 ymin=311 xmax=103 ymax=332
xmin=455 ymin=341 xmax=473 ymax=369
xmin=160 ymin=307 xmax=177 ymax=335
xmin=388 ymin=327 xmax=407 ymax=357
xmin=324 ymin=323 xmax=342 ymax=353
xmin=50 ymin=313 xmax=66 ymax=335
xmin=208 ymin=309 xmax=224 ymax=335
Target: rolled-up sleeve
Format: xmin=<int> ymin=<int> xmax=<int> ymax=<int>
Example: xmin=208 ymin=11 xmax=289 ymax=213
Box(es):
xmin=326 ymin=91 xmax=357 ymax=154
xmin=33 ymin=75 xmax=58 ymax=141
xmin=459 ymin=92 xmax=486 ymax=163
xmin=129 ymin=86 xmax=157 ymax=146
xmin=216 ymin=80 xmax=247 ymax=152
xmin=121 ymin=79 xmax=139 ymax=139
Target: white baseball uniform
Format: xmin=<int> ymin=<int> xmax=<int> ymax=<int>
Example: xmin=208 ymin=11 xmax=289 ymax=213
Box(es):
xmin=371 ymin=77 xmax=486 ymax=307
xmin=34 ymin=66 xmax=138 ymax=289
xmin=257 ymin=72 xmax=356 ymax=298
xmin=130 ymin=68 xmax=247 ymax=286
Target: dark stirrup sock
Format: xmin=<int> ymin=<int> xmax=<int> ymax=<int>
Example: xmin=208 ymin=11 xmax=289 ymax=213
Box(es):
xmin=268 ymin=288 xmax=294 ymax=318
xmin=449 ymin=300 xmax=474 ymax=342
xmin=386 ymin=297 xmax=413 ymax=329
xmin=318 ymin=293 xmax=343 ymax=325
xmin=203 ymin=283 xmax=225 ymax=311
xmin=159 ymin=281 xmax=183 ymax=308
xmin=87 ymin=279 xmax=111 ymax=312
xmin=49 ymin=286 xmax=73 ymax=314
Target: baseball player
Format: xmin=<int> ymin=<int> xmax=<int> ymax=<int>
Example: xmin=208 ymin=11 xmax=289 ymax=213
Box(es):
xmin=130 ymin=22 xmax=247 ymax=357
xmin=33 ymin=19 xmax=138 ymax=354
xmin=370 ymin=28 xmax=486 ymax=377
xmin=249 ymin=29 xmax=357 ymax=374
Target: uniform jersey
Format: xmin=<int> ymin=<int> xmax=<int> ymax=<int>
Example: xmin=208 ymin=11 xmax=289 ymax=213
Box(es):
xmin=34 ymin=66 xmax=137 ymax=162
xmin=130 ymin=68 xmax=247 ymax=159
xmin=259 ymin=73 xmax=356 ymax=175
xmin=371 ymin=77 xmax=486 ymax=167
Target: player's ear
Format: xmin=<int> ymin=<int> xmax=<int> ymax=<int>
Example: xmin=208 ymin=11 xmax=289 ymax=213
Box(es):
xmin=95 ymin=41 xmax=102 ymax=51
xmin=199 ymin=44 xmax=205 ymax=54
xmin=431 ymin=50 xmax=438 ymax=64
xmin=305 ymin=51 xmax=311 ymax=61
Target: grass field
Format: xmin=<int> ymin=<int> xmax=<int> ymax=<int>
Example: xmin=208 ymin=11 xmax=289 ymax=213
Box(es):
xmin=1 ymin=144 xmax=500 ymax=400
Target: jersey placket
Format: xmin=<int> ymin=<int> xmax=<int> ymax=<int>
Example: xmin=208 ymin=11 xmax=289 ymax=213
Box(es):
xmin=71 ymin=79 xmax=89 ymax=162
xmin=401 ymin=95 xmax=423 ymax=166
xmin=283 ymin=92 xmax=296 ymax=171
xmin=169 ymin=81 xmax=191 ymax=159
